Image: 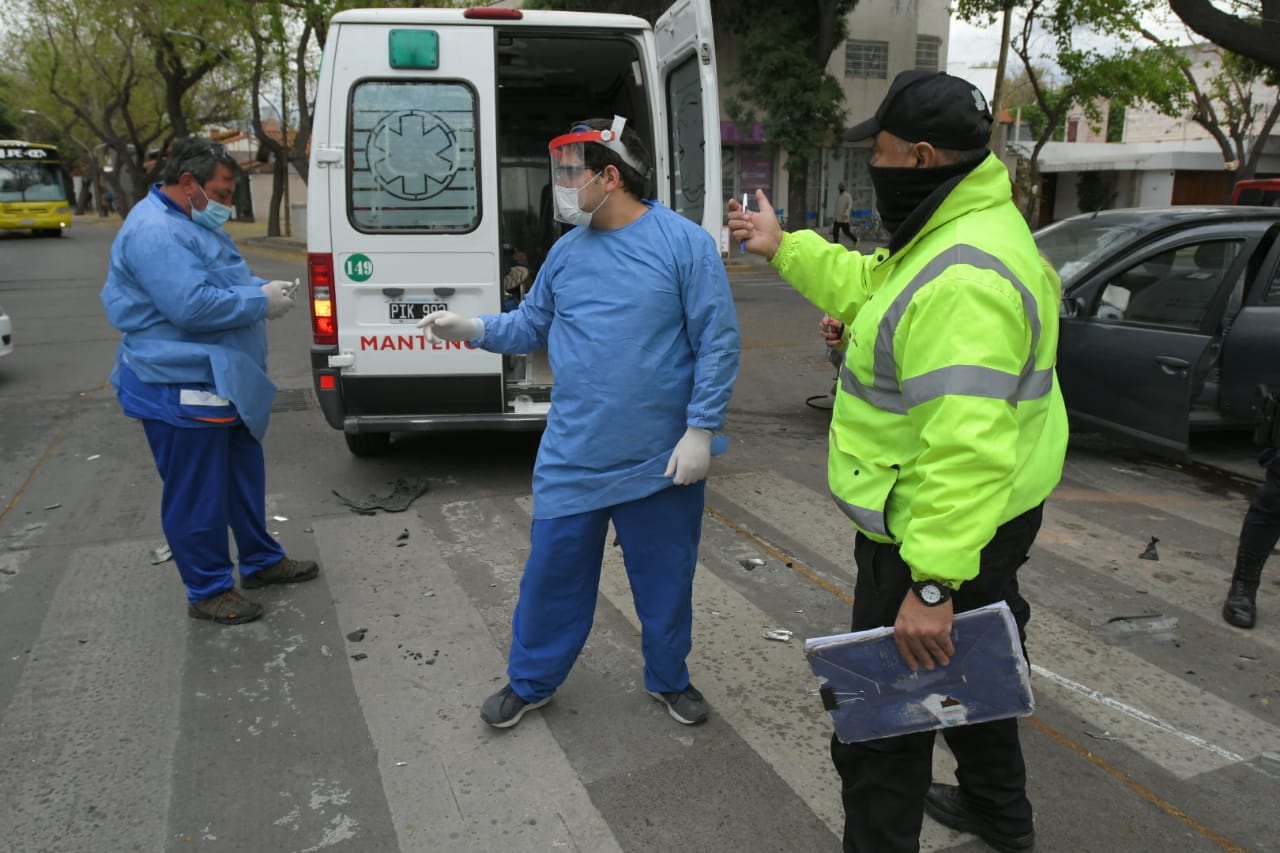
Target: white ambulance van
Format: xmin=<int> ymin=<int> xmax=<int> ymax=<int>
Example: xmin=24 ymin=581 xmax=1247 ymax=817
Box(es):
xmin=306 ymin=1 xmax=722 ymax=455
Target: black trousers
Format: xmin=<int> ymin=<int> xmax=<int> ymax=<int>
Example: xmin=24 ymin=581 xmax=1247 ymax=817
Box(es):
xmin=831 ymin=504 xmax=1044 ymax=853
xmin=1240 ymin=449 xmax=1280 ymax=559
xmin=832 ymin=220 xmax=854 ymax=244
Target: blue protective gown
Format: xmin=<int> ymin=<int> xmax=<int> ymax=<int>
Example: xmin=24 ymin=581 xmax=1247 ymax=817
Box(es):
xmin=100 ymin=186 xmax=274 ymax=441
xmin=100 ymin=186 xmax=285 ymax=602
xmin=478 ymin=202 xmax=740 ymax=519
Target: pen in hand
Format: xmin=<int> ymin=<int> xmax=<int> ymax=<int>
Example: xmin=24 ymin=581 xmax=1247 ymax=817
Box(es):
xmin=739 ymin=193 xmax=748 ymax=253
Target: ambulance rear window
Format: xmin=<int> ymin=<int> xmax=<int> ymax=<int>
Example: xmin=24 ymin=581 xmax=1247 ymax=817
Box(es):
xmin=348 ymin=80 xmax=480 ymax=233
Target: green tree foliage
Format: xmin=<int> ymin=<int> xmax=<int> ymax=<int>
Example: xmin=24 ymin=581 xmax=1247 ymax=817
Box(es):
xmin=1138 ymin=34 xmax=1280 ymax=183
xmin=1008 ymin=0 xmax=1186 ymax=220
xmin=2 ymin=0 xmax=246 ymax=211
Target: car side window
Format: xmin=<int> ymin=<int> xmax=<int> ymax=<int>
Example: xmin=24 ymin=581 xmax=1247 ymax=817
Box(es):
xmin=1091 ymin=239 xmax=1243 ymax=330
xmin=1267 ymin=263 xmax=1280 ymax=304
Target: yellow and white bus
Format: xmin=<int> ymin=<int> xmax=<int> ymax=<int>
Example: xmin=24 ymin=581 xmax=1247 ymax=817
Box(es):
xmin=0 ymin=140 xmax=74 ymax=237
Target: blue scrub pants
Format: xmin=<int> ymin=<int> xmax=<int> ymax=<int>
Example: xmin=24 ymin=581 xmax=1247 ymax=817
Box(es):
xmin=141 ymin=420 xmax=286 ymax=603
xmin=509 ymin=482 xmax=705 ymax=703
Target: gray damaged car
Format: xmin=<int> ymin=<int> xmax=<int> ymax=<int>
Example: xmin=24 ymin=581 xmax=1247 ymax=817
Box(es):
xmin=1036 ymin=206 xmax=1280 ymax=456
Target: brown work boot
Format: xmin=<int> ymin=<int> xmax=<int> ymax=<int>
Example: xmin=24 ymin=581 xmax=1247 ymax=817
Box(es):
xmin=241 ymin=556 xmax=320 ymax=589
xmin=188 ymin=588 xmax=264 ymax=625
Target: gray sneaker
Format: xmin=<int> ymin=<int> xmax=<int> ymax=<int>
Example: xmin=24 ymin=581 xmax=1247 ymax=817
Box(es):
xmin=480 ymin=683 xmax=551 ymax=729
xmin=647 ymin=684 xmax=710 ymax=725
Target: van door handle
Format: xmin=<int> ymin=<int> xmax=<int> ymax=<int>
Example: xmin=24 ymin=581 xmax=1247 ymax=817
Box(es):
xmin=1155 ymin=355 xmax=1189 ymax=374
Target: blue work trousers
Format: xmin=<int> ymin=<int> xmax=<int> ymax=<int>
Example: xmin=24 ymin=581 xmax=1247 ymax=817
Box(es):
xmin=509 ymin=482 xmax=706 ymax=702
xmin=141 ymin=420 xmax=285 ymax=602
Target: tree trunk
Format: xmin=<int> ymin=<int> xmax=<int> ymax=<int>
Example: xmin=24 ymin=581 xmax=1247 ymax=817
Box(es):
xmin=787 ymin=159 xmax=809 ymax=233
xmin=267 ymin=157 xmax=286 ymax=238
xmin=991 ymin=3 xmax=1014 ymax=119
xmin=1170 ymin=0 xmax=1280 ymax=70
xmin=1242 ymin=99 xmax=1280 ymax=180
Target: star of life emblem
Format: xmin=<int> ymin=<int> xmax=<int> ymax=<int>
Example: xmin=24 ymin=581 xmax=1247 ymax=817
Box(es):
xmin=367 ymin=110 xmax=460 ymax=201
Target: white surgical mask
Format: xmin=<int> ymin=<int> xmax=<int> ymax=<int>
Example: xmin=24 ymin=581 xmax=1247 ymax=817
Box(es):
xmin=553 ymin=173 xmax=609 ymax=227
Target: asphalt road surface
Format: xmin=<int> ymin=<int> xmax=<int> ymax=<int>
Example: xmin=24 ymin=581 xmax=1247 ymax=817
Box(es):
xmin=0 ymin=218 xmax=1276 ymax=853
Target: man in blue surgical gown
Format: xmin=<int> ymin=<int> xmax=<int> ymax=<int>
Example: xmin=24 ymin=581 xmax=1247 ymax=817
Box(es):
xmin=420 ymin=117 xmax=740 ymax=729
xmin=101 ymin=137 xmax=319 ymax=626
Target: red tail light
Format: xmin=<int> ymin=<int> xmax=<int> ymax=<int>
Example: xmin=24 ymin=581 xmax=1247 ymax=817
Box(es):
xmin=308 ymin=252 xmax=337 ymax=346
xmin=464 ymin=7 xmax=522 ymax=19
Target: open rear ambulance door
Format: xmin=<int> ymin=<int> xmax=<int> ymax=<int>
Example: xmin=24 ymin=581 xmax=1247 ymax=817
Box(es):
xmin=655 ymin=0 xmax=722 ymax=243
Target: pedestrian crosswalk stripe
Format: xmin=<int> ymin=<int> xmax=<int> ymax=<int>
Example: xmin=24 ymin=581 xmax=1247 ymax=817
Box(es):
xmin=512 ymin=495 xmax=970 ymax=851
xmin=314 ymin=510 xmax=625 ymax=853
xmin=0 ymin=541 xmax=186 ymax=852
xmin=707 ymin=471 xmax=1280 ymax=782
xmin=1036 ymin=506 xmax=1280 ymax=653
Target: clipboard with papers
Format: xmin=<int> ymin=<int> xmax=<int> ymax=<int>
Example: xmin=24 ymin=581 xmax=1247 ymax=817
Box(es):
xmin=804 ymin=601 xmax=1034 ymax=743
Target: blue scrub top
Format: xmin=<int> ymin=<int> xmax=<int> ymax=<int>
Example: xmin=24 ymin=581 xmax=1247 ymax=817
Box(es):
xmin=479 ymin=202 xmax=740 ymax=519
xmin=101 ymin=186 xmax=274 ymax=440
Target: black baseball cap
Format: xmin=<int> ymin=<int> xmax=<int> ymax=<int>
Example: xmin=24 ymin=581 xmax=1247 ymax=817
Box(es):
xmin=845 ymin=70 xmax=993 ymax=150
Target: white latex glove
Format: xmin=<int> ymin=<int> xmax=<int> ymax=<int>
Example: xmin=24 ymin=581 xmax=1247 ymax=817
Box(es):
xmin=417 ymin=310 xmax=482 ymax=344
xmin=261 ymin=280 xmax=295 ymax=320
xmin=664 ymin=426 xmax=713 ymax=485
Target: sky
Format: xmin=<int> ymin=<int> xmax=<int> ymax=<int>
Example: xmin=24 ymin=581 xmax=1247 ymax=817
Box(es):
xmin=947 ymin=19 xmax=1001 ymax=99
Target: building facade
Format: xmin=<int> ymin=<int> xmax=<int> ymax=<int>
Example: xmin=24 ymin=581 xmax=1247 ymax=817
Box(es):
xmin=717 ymin=0 xmax=951 ymax=229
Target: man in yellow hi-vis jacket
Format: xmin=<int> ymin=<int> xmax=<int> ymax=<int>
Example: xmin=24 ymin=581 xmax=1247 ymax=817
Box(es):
xmin=729 ymin=70 xmax=1068 ymax=853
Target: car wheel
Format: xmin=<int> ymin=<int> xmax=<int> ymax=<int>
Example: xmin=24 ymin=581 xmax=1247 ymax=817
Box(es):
xmin=344 ymin=431 xmax=392 ymax=457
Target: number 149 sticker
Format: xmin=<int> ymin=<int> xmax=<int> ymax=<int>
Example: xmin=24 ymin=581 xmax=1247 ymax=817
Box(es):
xmin=344 ymin=253 xmax=373 ymax=282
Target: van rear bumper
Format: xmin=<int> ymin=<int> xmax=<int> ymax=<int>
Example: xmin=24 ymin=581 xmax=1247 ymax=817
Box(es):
xmin=343 ymin=413 xmax=546 ymax=433
xmin=311 ymin=347 xmax=545 ymax=433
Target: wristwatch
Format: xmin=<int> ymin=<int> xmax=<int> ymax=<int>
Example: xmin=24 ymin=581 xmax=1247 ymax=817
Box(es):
xmin=911 ymin=580 xmax=952 ymax=607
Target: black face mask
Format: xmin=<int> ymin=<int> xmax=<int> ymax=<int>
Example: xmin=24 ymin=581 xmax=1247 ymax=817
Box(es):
xmin=868 ymin=159 xmax=976 ymax=235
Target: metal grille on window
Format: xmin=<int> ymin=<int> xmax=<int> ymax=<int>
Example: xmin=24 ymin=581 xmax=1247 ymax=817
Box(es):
xmin=349 ymin=80 xmax=479 ymax=233
xmin=845 ymin=40 xmax=889 ymax=79
xmin=915 ymin=35 xmax=941 ymax=72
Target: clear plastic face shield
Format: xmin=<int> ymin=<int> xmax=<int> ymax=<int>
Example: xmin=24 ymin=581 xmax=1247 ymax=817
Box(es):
xmin=548 ymin=115 xmax=646 ymax=226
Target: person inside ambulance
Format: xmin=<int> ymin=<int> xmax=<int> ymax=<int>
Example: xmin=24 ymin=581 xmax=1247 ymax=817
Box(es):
xmin=101 ymin=136 xmax=319 ymax=627
xmin=729 ymin=71 xmax=1068 ymax=853
xmin=417 ymin=116 xmax=740 ymax=730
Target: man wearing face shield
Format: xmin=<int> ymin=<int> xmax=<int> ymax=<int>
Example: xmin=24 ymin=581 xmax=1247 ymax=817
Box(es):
xmin=728 ymin=72 xmax=1068 ymax=853
xmin=419 ymin=117 xmax=740 ymax=730
xmin=101 ymin=137 xmax=316 ymax=627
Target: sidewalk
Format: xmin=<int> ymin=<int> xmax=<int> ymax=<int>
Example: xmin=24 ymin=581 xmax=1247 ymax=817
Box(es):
xmin=223 ymin=219 xmax=307 ymax=256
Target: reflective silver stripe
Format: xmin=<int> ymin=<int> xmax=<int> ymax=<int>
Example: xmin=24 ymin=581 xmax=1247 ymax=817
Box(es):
xmin=854 ymin=244 xmax=1053 ymax=411
xmin=902 ymin=364 xmax=1020 ymax=408
xmin=830 ymin=491 xmax=888 ymax=536
xmin=841 ymin=364 xmax=907 ymax=414
xmin=1019 ymin=367 xmax=1054 ymax=401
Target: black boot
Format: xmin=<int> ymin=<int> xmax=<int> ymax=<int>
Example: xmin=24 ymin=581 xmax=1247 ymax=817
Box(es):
xmin=1222 ymin=551 xmax=1266 ymax=629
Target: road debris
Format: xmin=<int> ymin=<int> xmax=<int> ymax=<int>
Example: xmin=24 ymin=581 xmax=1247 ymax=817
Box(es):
xmin=739 ymin=557 xmax=765 ymax=571
xmin=272 ymin=515 xmax=288 ymax=522
xmin=1084 ymin=730 xmax=1118 ymax=741
xmin=350 ymin=653 xmax=368 ymax=661
xmin=151 ymin=544 xmax=174 ymax=564
xmin=1139 ymin=536 xmax=1160 ymax=561
xmin=397 ymin=529 xmax=410 ymax=541
xmin=395 ymin=761 xmax=408 ymax=767
xmin=86 ymin=455 xmax=101 ymax=461
xmin=347 ymin=628 xmax=368 ymax=642
xmin=332 ymin=477 xmax=429 ymax=515
xmin=762 ymin=628 xmax=794 ymax=642
xmin=43 ymin=504 xmax=61 ymax=511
